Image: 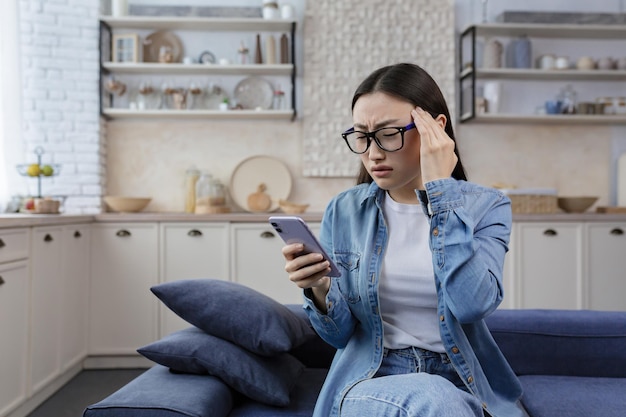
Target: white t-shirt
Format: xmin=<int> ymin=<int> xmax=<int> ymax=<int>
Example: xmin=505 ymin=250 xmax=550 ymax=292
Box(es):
xmin=379 ymin=193 xmax=444 ymax=352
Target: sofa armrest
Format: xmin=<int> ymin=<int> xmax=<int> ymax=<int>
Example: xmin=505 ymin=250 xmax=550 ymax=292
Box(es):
xmin=486 ymin=309 xmax=626 ymax=378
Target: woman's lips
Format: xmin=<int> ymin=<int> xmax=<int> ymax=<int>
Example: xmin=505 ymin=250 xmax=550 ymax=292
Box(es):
xmin=371 ymin=165 xmax=392 ymax=178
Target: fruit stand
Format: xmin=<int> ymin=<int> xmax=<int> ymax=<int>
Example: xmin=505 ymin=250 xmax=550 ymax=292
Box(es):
xmin=15 ymin=147 xmax=62 ymax=213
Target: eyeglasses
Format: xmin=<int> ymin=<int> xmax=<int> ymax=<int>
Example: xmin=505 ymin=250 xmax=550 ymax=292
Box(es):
xmin=341 ymin=123 xmax=416 ymax=154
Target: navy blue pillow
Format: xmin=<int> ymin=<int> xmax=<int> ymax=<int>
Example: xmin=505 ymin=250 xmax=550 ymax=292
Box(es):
xmin=151 ymin=279 xmax=315 ymax=356
xmin=137 ymin=327 xmax=305 ymax=406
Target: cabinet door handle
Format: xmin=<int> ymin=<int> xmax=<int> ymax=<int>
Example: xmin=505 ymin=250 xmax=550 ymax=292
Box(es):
xmin=260 ymin=231 xmax=275 ymax=239
xmin=44 ymin=233 xmax=54 ymax=242
xmin=74 ymin=231 xmax=82 ymax=238
xmin=610 ymin=228 xmax=624 ymax=236
xmin=0 ymin=276 xmax=4 ymax=286
xmin=543 ymin=229 xmax=557 ymax=236
xmin=188 ymin=229 xmax=203 ymax=237
xmin=0 ymin=238 xmax=4 ymax=249
xmin=116 ymin=229 xmax=131 ymax=237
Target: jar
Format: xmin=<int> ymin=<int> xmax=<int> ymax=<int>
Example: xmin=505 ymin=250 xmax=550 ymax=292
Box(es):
xmin=184 ymin=167 xmax=200 ymax=213
xmin=262 ymin=0 xmax=280 ymax=19
xmin=195 ymin=173 xmax=227 ymax=214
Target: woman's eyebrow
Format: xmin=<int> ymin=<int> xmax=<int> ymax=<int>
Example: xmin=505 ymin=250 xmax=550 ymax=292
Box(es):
xmin=353 ymin=119 xmax=401 ymax=130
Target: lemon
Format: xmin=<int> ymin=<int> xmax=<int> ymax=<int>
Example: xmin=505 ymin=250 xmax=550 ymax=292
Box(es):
xmin=26 ymin=163 xmax=41 ymax=177
xmin=41 ymin=165 xmax=54 ymax=176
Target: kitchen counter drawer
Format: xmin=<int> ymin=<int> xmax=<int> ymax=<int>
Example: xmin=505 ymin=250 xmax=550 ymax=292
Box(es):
xmin=0 ymin=228 xmax=29 ymax=264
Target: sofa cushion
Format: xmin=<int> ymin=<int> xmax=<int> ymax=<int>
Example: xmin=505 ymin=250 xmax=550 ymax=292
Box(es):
xmin=486 ymin=309 xmax=626 ymax=377
xmin=151 ymin=279 xmax=315 ymax=356
xmin=519 ymin=375 xmax=626 ymax=417
xmin=83 ymin=365 xmax=232 ymax=417
xmin=137 ymin=327 xmax=305 ymax=406
xmin=229 ymin=368 xmax=328 ymax=417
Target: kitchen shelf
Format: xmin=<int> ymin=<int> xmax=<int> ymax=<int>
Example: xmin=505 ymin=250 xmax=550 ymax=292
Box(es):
xmin=460 ymin=67 xmax=626 ymax=81
xmin=459 ymin=23 xmax=626 ymax=124
xmin=102 ymin=62 xmax=293 ymax=75
xmin=100 ymin=16 xmax=295 ymax=32
xmin=469 ymin=23 xmax=626 ymax=39
xmin=102 ymin=109 xmax=294 ymax=120
xmin=99 ymin=16 xmax=297 ymax=121
xmin=460 ymin=113 xmax=626 ymax=125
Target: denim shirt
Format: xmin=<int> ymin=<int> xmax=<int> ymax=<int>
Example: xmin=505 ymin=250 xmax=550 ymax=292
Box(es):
xmin=303 ymin=178 xmax=527 ymax=417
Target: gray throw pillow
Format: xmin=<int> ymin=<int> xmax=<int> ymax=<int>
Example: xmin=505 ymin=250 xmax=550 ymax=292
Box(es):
xmin=151 ymin=279 xmax=315 ymax=356
xmin=137 ymin=327 xmax=304 ymax=406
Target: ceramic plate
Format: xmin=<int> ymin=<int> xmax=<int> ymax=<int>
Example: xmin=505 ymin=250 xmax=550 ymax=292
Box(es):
xmin=230 ymin=155 xmax=292 ymax=212
xmin=143 ymin=30 xmax=184 ymax=63
xmin=233 ymin=77 xmax=274 ymax=110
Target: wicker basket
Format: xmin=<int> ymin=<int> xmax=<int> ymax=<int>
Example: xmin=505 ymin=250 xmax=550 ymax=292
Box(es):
xmin=508 ymin=194 xmax=558 ymax=214
xmin=34 ymin=198 xmax=61 ymax=214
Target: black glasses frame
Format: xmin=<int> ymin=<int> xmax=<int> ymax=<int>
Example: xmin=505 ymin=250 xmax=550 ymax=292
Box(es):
xmin=341 ymin=122 xmax=416 ymax=154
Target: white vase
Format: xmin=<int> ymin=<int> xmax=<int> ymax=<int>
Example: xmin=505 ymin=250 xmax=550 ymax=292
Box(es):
xmin=111 ymin=0 xmax=128 ymax=16
xmin=483 ymin=81 xmax=502 ymax=114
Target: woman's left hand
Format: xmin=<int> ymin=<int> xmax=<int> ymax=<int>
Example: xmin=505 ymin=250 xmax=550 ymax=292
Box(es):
xmin=411 ymin=107 xmax=458 ymax=184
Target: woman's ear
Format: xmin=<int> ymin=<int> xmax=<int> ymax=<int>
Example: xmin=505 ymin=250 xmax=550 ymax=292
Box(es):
xmin=435 ymin=114 xmax=447 ymax=129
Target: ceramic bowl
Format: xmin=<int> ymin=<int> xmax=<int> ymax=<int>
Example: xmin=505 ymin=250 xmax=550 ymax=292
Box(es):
xmin=278 ymin=199 xmax=309 ymax=214
xmin=104 ymin=196 xmax=151 ymax=213
xmin=557 ymin=196 xmax=598 ymax=213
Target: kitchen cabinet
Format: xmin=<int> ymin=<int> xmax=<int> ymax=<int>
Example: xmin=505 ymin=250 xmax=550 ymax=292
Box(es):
xmin=230 ymin=222 xmax=321 ymax=304
xmin=159 ymin=222 xmax=229 ymax=336
xmin=99 ymin=16 xmax=297 ymax=120
xmin=30 ymin=226 xmax=64 ymax=394
xmin=510 ymin=222 xmax=583 ymax=309
xmin=60 ymin=224 xmax=91 ymax=372
xmin=459 ymin=23 xmax=626 ymax=124
xmin=0 ymin=228 xmax=29 ymax=417
xmin=585 ymin=222 xmax=626 ymax=311
xmin=90 ymin=223 xmax=159 ymax=354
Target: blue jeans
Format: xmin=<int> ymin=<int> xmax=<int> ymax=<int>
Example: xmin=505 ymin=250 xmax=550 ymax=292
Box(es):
xmin=340 ymin=347 xmax=484 ymax=417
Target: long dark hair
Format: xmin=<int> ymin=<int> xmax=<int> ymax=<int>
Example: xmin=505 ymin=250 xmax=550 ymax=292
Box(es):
xmin=352 ymin=63 xmax=467 ymax=184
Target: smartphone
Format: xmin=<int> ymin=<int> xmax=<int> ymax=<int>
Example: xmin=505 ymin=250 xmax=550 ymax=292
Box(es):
xmin=268 ymin=216 xmax=341 ymax=277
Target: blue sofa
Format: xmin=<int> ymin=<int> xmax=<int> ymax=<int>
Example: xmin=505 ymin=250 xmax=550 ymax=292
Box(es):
xmin=84 ymin=307 xmax=626 ymax=417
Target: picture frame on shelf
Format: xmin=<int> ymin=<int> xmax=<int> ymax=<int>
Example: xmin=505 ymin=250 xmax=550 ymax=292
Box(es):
xmin=112 ymin=33 xmax=140 ymax=63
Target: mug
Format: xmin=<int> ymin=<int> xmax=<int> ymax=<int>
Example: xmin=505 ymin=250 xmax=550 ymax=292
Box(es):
xmin=576 ymin=56 xmax=596 ymax=70
xmin=555 ymin=56 xmax=570 ymax=70
xmin=537 ymin=54 xmax=556 ymax=70
xmin=545 ymin=100 xmax=562 ymax=114
xmin=597 ymin=57 xmax=616 ymax=70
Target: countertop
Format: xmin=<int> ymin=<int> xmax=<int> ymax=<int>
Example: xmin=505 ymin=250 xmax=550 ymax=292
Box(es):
xmin=2 ymin=211 xmax=626 ymax=229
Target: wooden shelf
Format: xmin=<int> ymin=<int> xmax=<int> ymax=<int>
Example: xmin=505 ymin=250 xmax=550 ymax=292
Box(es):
xmin=100 ymin=16 xmax=295 ymax=31
xmin=102 ymin=108 xmax=295 ymax=120
xmin=461 ymin=67 xmax=626 ymax=81
xmin=469 ymin=23 xmax=626 ymax=39
xmin=460 ymin=113 xmax=626 ymax=125
xmin=102 ymin=62 xmax=293 ymax=75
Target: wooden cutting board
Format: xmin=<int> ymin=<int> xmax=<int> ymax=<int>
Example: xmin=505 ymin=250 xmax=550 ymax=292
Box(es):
xmin=596 ymin=206 xmax=626 ymax=213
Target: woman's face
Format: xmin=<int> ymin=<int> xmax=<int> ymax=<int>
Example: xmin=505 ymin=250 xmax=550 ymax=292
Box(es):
xmin=352 ymin=92 xmax=423 ymax=204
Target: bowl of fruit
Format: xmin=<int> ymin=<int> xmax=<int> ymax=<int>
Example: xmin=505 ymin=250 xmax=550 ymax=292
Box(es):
xmin=16 ymin=163 xmax=61 ymax=177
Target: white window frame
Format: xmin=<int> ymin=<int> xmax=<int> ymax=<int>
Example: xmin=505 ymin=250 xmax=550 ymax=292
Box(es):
xmin=0 ymin=0 xmax=22 ymax=210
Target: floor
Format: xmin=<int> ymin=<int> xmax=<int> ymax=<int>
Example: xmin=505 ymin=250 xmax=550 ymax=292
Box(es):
xmin=26 ymin=369 xmax=145 ymax=417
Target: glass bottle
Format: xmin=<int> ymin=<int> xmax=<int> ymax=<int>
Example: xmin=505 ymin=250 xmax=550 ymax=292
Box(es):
xmin=184 ymin=166 xmax=201 ymax=213
xmin=195 ymin=173 xmax=227 ymax=213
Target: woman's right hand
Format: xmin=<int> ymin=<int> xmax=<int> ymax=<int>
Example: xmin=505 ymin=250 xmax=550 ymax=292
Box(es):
xmin=282 ymin=243 xmax=331 ymax=291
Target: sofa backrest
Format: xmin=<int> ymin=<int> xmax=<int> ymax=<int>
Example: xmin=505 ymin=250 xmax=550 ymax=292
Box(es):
xmin=287 ymin=305 xmax=626 ymax=378
xmin=486 ymin=309 xmax=626 ymax=378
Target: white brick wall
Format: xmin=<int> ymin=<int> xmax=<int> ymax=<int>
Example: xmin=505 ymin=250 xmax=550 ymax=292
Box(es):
xmin=19 ymin=0 xmax=104 ymax=213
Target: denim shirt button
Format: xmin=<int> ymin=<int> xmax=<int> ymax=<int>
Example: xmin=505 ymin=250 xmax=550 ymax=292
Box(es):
xmin=439 ymin=315 xmax=445 ymax=321
xmin=482 ymin=403 xmax=488 ymax=409
xmin=433 ymin=227 xmax=439 ymax=236
xmin=467 ymin=376 xmax=474 ymax=384
xmin=451 ymin=346 xmax=460 ymax=354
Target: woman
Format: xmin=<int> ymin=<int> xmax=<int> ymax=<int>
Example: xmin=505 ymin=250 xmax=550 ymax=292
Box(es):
xmin=282 ymin=63 xmax=527 ymax=417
